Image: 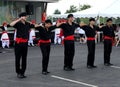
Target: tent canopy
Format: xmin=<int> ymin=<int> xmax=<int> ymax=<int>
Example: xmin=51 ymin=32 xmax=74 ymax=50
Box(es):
xmin=51 ymin=0 xmax=120 ymax=18
xmin=72 ymin=7 xmax=101 ymax=18
xmin=99 ymin=0 xmax=120 ymax=18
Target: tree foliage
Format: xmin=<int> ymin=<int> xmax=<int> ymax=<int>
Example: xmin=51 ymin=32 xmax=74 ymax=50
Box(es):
xmin=53 ymin=9 xmax=61 ymax=14
xmin=65 ymin=5 xmax=78 ymax=13
xmin=79 ymin=4 xmax=91 ymax=11
xmin=65 ymin=4 xmax=91 ymax=14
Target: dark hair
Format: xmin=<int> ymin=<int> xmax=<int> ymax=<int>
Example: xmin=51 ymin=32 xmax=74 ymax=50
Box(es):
xmin=45 ymin=19 xmax=52 ymax=24
xmin=89 ymin=18 xmax=95 ymax=22
xmin=67 ymin=14 xmax=74 ymax=18
xmin=106 ymin=18 xmax=112 ymax=22
xmin=19 ymin=12 xmax=27 ymax=17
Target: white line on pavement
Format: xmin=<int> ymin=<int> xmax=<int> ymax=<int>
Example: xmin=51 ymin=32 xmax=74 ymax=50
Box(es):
xmin=111 ymin=66 xmax=120 ymax=69
xmin=51 ymin=75 xmax=98 ymax=87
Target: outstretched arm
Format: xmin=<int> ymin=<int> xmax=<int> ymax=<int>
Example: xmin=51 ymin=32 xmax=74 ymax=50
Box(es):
xmin=49 ymin=22 xmax=64 ymax=31
xmin=79 ymin=22 xmax=87 ymax=30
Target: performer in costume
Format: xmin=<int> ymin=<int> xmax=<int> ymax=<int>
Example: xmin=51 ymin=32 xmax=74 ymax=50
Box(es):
xmin=28 ymin=20 xmax=36 ymax=46
xmin=10 ymin=12 xmax=35 ymax=78
xmin=0 ymin=22 xmax=10 ymax=48
xmin=35 ymin=19 xmax=61 ymax=75
xmin=54 ymin=28 xmax=61 ymax=45
xmin=59 ymin=14 xmax=80 ymax=71
xmin=98 ymin=18 xmax=115 ymax=66
xmin=81 ymin=18 xmax=98 ymax=69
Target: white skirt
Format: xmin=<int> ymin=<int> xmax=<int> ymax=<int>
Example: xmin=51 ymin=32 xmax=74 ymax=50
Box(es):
xmin=1 ymin=32 xmax=9 ymax=41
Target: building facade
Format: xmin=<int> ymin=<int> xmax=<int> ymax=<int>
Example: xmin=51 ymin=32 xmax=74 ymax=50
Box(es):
xmin=0 ymin=0 xmax=59 ymax=24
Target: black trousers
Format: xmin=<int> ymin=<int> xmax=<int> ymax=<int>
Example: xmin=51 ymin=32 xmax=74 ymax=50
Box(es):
xmin=104 ymin=40 xmax=112 ymax=64
xmin=64 ymin=41 xmax=75 ymax=68
xmin=87 ymin=40 xmax=95 ymax=66
xmin=40 ymin=43 xmax=50 ymax=72
xmin=14 ymin=42 xmax=28 ymax=75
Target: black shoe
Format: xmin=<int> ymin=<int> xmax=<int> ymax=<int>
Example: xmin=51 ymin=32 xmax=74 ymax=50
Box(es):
xmin=64 ymin=67 xmax=68 ymax=70
xmin=17 ymin=74 xmax=21 ymax=78
xmin=104 ymin=63 xmax=109 ymax=66
xmin=87 ymin=65 xmax=93 ymax=69
xmin=108 ymin=63 xmax=113 ymax=66
xmin=92 ymin=65 xmax=97 ymax=68
xmin=69 ymin=67 xmax=75 ymax=71
xmin=87 ymin=65 xmax=97 ymax=69
xmin=63 ymin=67 xmax=71 ymax=71
xmin=104 ymin=63 xmax=113 ymax=66
xmin=21 ymin=74 xmax=27 ymax=78
xmin=17 ymin=74 xmax=26 ymax=78
xmin=47 ymin=71 xmax=50 ymax=73
xmin=42 ymin=71 xmax=50 ymax=75
xmin=42 ymin=72 xmax=47 ymax=75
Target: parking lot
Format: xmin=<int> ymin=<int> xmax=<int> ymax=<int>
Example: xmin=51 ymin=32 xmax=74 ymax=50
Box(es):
xmin=0 ymin=43 xmax=120 ymax=87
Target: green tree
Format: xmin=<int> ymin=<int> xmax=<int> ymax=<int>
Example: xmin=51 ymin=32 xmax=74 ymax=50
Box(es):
xmin=79 ymin=4 xmax=91 ymax=11
xmin=53 ymin=9 xmax=61 ymax=14
xmin=65 ymin=5 xmax=78 ymax=13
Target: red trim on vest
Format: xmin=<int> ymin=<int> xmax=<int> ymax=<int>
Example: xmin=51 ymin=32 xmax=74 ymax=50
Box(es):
xmin=2 ymin=39 xmax=9 ymax=40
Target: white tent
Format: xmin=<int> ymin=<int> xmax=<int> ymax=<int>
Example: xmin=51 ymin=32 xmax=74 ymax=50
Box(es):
xmin=51 ymin=0 xmax=120 ymax=18
xmin=99 ymin=0 xmax=120 ymax=18
xmin=51 ymin=7 xmax=100 ymax=18
xmin=51 ymin=7 xmax=102 ymax=18
xmin=72 ymin=7 xmax=101 ymax=18
xmin=52 ymin=14 xmax=67 ymax=18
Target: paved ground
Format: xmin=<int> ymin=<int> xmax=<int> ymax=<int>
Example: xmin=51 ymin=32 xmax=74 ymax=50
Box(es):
xmin=0 ymin=42 xmax=120 ymax=87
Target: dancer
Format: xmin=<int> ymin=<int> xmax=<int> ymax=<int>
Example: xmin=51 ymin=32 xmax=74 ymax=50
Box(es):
xmin=10 ymin=12 xmax=35 ymax=78
xmin=58 ymin=14 xmax=80 ymax=71
xmin=35 ymin=19 xmax=62 ymax=75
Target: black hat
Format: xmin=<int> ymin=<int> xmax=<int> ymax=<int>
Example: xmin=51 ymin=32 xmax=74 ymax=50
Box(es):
xmin=45 ymin=19 xmax=52 ymax=24
xmin=106 ymin=18 xmax=112 ymax=22
xmin=19 ymin=12 xmax=27 ymax=17
xmin=67 ymin=14 xmax=74 ymax=18
xmin=89 ymin=18 xmax=95 ymax=22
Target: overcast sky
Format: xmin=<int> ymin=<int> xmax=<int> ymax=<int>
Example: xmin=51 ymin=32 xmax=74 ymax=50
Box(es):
xmin=47 ymin=0 xmax=116 ymax=15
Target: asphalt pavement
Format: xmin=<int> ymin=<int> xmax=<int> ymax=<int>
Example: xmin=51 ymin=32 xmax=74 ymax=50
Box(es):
xmin=0 ymin=42 xmax=120 ymax=87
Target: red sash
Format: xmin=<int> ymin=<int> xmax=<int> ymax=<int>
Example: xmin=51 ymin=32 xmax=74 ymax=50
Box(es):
xmin=87 ymin=37 xmax=95 ymax=41
xmin=104 ymin=36 xmax=112 ymax=40
xmin=64 ymin=35 xmax=74 ymax=41
xmin=16 ymin=37 xmax=28 ymax=44
xmin=38 ymin=39 xmax=51 ymax=46
xmin=62 ymin=35 xmax=74 ymax=45
xmin=104 ymin=36 xmax=114 ymax=46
